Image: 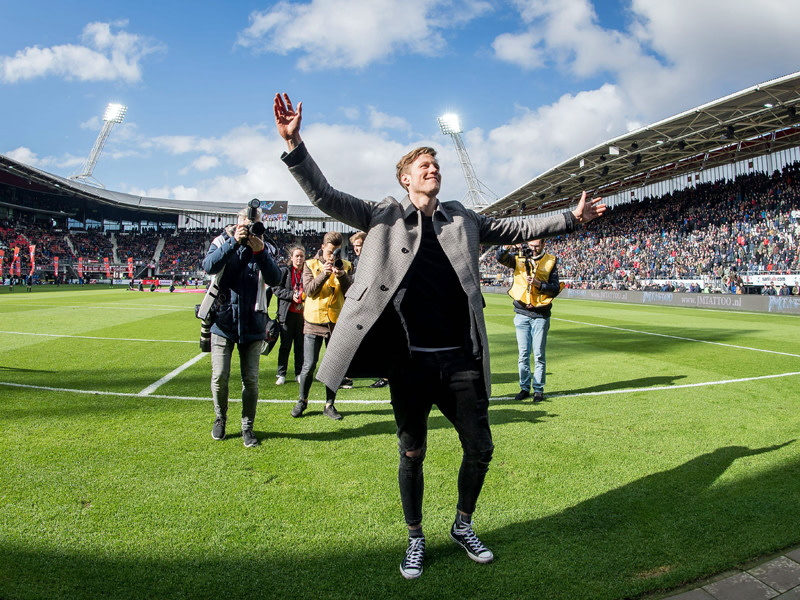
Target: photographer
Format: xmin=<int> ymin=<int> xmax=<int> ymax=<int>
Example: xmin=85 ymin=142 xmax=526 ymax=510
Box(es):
xmin=496 ymin=239 xmax=563 ymax=402
xmin=291 ymin=231 xmax=352 ymax=420
xmin=202 ymin=207 xmax=281 ymax=447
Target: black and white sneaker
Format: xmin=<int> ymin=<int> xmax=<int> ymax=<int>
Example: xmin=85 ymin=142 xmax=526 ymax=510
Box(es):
xmin=450 ymin=519 xmax=494 ymax=563
xmin=400 ymin=536 xmax=425 ymax=579
xmin=369 ymin=379 xmax=388 ymax=388
xmin=242 ymin=429 xmax=259 ymax=448
xmin=291 ymin=400 xmax=307 ymax=418
xmin=339 ymin=378 xmax=354 ymax=389
xmin=323 ymin=403 xmax=343 ymax=420
xmin=211 ymin=417 xmax=226 ymax=440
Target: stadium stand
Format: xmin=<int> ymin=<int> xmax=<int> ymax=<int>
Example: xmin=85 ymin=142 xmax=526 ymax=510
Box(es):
xmin=481 ymin=163 xmax=799 ymax=293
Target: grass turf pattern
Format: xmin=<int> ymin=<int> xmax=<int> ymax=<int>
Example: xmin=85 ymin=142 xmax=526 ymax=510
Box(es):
xmin=1 ymin=286 xmax=798 ymax=599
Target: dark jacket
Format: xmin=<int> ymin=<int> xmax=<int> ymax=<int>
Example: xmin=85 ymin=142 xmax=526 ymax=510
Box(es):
xmin=202 ymin=232 xmax=281 ymax=344
xmin=271 ymin=264 xmax=302 ymax=324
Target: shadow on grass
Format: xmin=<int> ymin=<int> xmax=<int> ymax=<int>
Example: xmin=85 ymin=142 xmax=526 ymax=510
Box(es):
xmin=0 ymin=365 xmax=56 ymax=373
xmin=490 ymin=373 xmax=689 ymax=395
xmin=262 ymin=403 xmax=552 ymax=443
xmin=2 ymin=443 xmax=798 ymax=600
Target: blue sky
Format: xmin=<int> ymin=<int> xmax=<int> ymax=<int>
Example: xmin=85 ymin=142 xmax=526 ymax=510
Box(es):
xmin=3 ymin=0 xmax=800 ymax=207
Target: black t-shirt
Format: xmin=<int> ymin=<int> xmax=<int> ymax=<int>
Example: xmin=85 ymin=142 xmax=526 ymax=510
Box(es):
xmin=399 ymin=214 xmax=470 ymax=349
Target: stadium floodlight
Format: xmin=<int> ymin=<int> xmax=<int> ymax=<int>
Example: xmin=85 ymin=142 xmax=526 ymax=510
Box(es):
xmin=437 ymin=113 xmax=462 ymax=135
xmin=103 ymin=103 xmax=128 ymax=124
xmin=437 ymin=112 xmax=496 ymax=210
xmin=70 ymin=102 xmax=128 ymax=188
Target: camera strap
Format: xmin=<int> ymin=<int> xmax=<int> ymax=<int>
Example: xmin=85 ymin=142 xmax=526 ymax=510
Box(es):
xmin=197 ymin=232 xmax=229 ymax=320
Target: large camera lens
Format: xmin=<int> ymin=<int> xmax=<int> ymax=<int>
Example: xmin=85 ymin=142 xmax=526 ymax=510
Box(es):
xmin=332 ymin=248 xmax=344 ymax=269
xmin=200 ymin=318 xmax=212 ymax=352
xmin=250 ymin=221 xmax=265 ymax=237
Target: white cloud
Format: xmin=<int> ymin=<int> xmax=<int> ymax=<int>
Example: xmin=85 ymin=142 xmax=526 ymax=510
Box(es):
xmin=4 ymin=146 xmax=84 ymax=170
xmin=80 ymin=116 xmax=102 ymax=130
xmin=5 ymin=147 xmax=43 ymax=167
xmin=475 ymin=0 xmax=800 ymax=194
xmin=0 ymin=20 xmax=164 ymax=84
xmin=474 ymin=84 xmax=629 ymax=194
xmin=237 ymin=0 xmax=492 ymax=70
xmin=183 ymin=155 xmax=221 ymax=174
xmin=367 ymin=107 xmax=411 ymax=132
xmin=492 ymin=30 xmax=546 ymax=70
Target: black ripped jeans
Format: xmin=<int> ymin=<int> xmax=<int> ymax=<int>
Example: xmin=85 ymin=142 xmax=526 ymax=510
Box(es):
xmin=388 ymin=349 xmax=494 ymax=527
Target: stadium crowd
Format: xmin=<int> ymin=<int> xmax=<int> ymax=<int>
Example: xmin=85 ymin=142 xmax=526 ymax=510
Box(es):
xmin=482 ymin=163 xmax=800 ymax=292
xmin=2 ymin=163 xmax=799 ymax=293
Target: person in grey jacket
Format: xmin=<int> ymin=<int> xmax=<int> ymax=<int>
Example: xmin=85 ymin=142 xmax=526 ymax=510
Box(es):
xmin=202 ymin=208 xmax=281 ymax=447
xmin=274 ymin=93 xmax=606 ymax=578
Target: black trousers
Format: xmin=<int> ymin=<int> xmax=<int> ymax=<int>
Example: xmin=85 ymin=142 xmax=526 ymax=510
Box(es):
xmin=388 ymin=349 xmax=494 ymax=527
xmin=276 ymin=310 xmax=304 ymax=378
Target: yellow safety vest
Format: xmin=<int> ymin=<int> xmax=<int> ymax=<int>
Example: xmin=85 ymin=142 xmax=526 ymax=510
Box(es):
xmin=507 ymin=252 xmax=563 ymax=307
xmin=303 ymin=257 xmax=352 ymax=324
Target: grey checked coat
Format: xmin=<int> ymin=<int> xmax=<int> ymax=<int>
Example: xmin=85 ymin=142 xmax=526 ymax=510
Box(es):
xmin=283 ymin=143 xmax=577 ymax=397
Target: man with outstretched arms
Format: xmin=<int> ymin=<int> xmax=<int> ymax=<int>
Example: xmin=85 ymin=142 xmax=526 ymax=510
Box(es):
xmin=273 ymin=93 xmax=606 ymax=579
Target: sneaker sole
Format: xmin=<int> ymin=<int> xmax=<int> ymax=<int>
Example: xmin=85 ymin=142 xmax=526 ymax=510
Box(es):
xmin=450 ymin=533 xmax=494 ymax=564
xmin=400 ymin=565 xmax=422 ymax=580
xmin=211 ymin=433 xmax=225 ymax=440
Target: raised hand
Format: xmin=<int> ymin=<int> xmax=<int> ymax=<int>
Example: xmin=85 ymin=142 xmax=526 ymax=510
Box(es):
xmin=572 ymin=190 xmax=607 ymax=224
xmin=274 ymin=93 xmax=303 ymax=150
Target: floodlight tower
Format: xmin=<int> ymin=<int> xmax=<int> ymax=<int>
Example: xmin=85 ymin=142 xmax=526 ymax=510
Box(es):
xmin=70 ymin=102 xmax=128 ymax=188
xmin=437 ymin=113 xmax=496 ymax=210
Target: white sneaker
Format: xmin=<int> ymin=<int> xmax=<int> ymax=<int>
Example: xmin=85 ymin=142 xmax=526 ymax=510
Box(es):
xmin=400 ymin=536 xmax=425 ymax=579
xmin=276 ymin=376 xmax=286 ymax=385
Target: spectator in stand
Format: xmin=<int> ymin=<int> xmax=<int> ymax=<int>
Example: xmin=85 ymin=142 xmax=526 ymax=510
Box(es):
xmin=273 ymin=244 xmax=306 ymax=386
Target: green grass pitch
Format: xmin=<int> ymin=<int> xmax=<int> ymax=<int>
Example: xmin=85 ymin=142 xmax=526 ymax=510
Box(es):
xmin=1 ymin=285 xmax=798 ymax=600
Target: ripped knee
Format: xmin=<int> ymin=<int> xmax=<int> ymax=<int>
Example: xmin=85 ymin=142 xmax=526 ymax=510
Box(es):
xmin=399 ymin=446 xmax=427 ymax=469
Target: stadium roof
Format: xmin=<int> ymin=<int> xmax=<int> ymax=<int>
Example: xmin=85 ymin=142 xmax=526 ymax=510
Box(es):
xmin=483 ymin=70 xmax=800 ymax=218
xmin=0 ymin=154 xmax=329 ymax=221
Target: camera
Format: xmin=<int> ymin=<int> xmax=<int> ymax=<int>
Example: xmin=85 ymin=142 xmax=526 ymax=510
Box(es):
xmin=239 ymin=198 xmax=266 ymax=245
xmin=521 ymin=245 xmax=534 ymax=258
xmin=199 ymin=316 xmax=213 ymax=352
xmin=332 ymin=247 xmax=344 ymax=269
xmin=196 ymin=303 xmax=215 ymax=352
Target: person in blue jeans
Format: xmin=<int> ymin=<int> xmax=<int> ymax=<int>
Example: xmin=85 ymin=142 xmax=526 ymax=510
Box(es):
xmin=497 ymin=239 xmax=563 ymax=402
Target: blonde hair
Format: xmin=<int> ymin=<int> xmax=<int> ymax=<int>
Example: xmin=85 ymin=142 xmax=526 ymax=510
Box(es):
xmin=396 ymin=147 xmax=437 ymax=191
xmin=349 ymin=231 xmax=366 ymax=245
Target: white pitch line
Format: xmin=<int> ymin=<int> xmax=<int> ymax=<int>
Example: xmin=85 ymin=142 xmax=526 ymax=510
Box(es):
xmin=138 ymin=353 xmax=209 ymax=396
xmin=0 ymin=331 xmax=196 ymax=344
xmin=3 ymin=370 xmax=800 ymax=404
xmin=0 ymin=303 xmax=183 ymax=311
xmin=0 ymin=380 xmax=389 ymax=404
xmin=493 ymin=370 xmax=800 ymax=401
xmin=554 ymin=318 xmax=800 ymax=358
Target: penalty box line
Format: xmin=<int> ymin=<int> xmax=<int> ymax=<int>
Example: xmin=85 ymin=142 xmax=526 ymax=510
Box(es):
xmin=138 ymin=353 xmax=209 ymax=396
xmin=553 ymin=318 xmax=800 ymax=359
